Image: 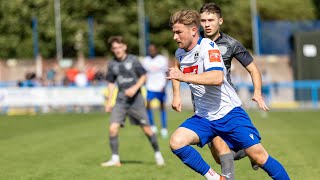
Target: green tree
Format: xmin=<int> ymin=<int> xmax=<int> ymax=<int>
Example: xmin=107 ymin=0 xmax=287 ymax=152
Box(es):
xmin=0 ymin=0 xmax=318 ymax=59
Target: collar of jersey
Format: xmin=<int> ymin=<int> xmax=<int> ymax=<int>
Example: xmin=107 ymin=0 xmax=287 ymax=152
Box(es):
xmin=197 ymin=36 xmax=203 ymax=45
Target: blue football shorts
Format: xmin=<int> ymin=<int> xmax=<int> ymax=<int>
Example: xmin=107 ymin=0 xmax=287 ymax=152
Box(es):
xmin=146 ymin=90 xmax=166 ymax=103
xmin=179 ymin=107 xmax=261 ymax=151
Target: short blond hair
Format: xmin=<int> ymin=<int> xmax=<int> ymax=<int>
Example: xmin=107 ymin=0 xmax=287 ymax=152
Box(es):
xmin=169 ymin=9 xmax=200 ymax=28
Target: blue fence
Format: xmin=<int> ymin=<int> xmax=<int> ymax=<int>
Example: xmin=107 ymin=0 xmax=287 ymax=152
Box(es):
xmin=2 ymin=80 xmax=320 ymax=110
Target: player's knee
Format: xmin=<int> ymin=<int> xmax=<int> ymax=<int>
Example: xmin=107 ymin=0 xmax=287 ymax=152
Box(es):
xmin=245 ymin=144 xmax=268 ymax=166
xmin=212 ymin=137 xmax=231 ymax=155
xmin=169 ymin=134 xmax=187 ymax=150
xmin=142 ymin=125 xmax=153 ymax=136
xmin=254 ymin=153 xmax=269 ymax=166
xmin=109 ymin=125 xmax=119 ymax=136
xmin=160 ymin=103 xmax=165 ymax=110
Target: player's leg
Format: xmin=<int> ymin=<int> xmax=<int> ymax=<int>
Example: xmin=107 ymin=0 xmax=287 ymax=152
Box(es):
xmin=209 ymin=136 xmax=234 ymax=180
xmin=209 ymin=137 xmax=258 ymax=177
xmin=141 ymin=124 xmax=165 ymax=166
xmin=170 ymin=116 xmax=225 ymax=180
xmin=218 ymin=107 xmax=289 ymax=179
xmin=245 ymin=144 xmax=290 ymax=180
xmin=103 ymin=123 xmax=122 ymax=167
xmin=146 ymin=91 xmax=157 ymax=133
xmin=101 ymin=105 xmax=126 ymax=167
xmin=159 ymin=91 xmax=168 ymax=138
xmin=128 ymin=101 xmax=165 ymax=166
xmin=231 ymin=149 xmax=259 ymax=170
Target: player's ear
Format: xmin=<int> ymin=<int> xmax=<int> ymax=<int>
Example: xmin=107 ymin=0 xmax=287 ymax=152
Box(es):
xmin=192 ymin=26 xmax=197 ymax=36
xmin=219 ymin=18 xmax=223 ymax=25
xmin=123 ymin=44 xmax=127 ymax=51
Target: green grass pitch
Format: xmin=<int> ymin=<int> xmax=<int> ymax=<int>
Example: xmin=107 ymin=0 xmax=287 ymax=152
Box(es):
xmin=0 ymin=110 xmax=319 ymax=179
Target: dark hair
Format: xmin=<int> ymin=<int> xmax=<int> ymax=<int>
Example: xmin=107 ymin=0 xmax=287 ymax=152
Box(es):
xmin=169 ymin=9 xmax=200 ymax=28
xmin=199 ymin=3 xmax=222 ymax=18
xmin=107 ymin=36 xmax=126 ymax=45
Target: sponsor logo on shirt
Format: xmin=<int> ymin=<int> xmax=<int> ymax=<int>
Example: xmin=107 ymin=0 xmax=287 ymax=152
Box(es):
xmin=183 ymin=65 xmax=198 ymax=74
xmin=118 ymin=76 xmax=134 ymax=84
xmin=208 ymin=49 xmax=221 ymax=62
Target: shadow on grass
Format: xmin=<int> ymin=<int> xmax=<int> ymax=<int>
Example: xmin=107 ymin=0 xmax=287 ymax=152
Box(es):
xmin=120 ymin=160 xmax=145 ymax=165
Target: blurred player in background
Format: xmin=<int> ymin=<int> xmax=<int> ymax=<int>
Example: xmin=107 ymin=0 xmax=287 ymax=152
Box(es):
xmin=199 ymin=2 xmax=269 ymax=179
xmin=101 ymin=36 xmax=165 ymax=167
xmin=168 ymin=9 xmax=289 ymax=180
xmin=142 ymin=44 xmax=169 ymax=138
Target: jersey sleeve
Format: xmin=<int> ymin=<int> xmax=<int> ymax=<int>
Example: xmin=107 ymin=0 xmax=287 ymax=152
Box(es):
xmin=233 ymin=41 xmax=254 ymax=67
xmin=161 ymin=55 xmax=169 ymax=71
xmin=133 ymin=57 xmax=147 ymax=77
xmin=106 ymin=62 xmax=116 ymax=83
xmin=202 ymin=41 xmax=224 ymax=72
xmin=141 ymin=57 xmax=148 ymax=71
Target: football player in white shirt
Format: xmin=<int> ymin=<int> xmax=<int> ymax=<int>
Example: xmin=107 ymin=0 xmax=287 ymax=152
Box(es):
xmin=167 ymin=9 xmax=290 ymax=180
xmin=142 ymin=44 xmax=169 ymax=138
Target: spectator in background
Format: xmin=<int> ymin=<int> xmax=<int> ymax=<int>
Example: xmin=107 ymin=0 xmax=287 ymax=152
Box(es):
xmin=142 ymin=44 xmax=169 ymax=138
xmin=74 ymin=70 xmax=88 ymax=87
xmin=65 ymin=65 xmax=79 ymax=86
xmin=92 ymin=70 xmax=105 ymax=86
xmin=85 ymin=65 xmax=96 ymax=84
xmin=21 ymin=72 xmax=41 ymax=87
xmin=46 ymin=67 xmax=56 ymax=86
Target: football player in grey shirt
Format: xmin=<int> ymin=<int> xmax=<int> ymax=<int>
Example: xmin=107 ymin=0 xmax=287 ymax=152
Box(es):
xmin=101 ymin=36 xmax=165 ymax=167
xmin=199 ymin=3 xmax=269 ymax=179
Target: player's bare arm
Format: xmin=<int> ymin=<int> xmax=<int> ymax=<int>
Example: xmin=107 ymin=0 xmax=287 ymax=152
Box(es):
xmin=125 ymin=74 xmax=147 ymax=98
xmin=167 ymin=67 xmax=223 ymax=86
xmin=246 ymin=62 xmax=269 ymax=111
xmin=105 ymin=82 xmax=116 ymax=112
xmin=170 ymin=60 xmax=182 ymax=112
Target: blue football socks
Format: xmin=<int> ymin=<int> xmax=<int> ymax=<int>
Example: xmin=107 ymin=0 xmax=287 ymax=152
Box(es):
xmin=172 ymin=146 xmax=210 ymax=176
xmin=261 ymin=156 xmax=290 ymax=180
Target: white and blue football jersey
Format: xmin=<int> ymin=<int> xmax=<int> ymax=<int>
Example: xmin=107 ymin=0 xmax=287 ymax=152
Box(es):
xmin=175 ymin=37 xmax=242 ymax=120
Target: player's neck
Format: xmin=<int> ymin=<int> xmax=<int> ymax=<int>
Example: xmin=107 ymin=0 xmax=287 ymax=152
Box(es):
xmin=116 ymin=54 xmax=127 ymax=61
xmin=206 ymin=31 xmax=221 ymax=42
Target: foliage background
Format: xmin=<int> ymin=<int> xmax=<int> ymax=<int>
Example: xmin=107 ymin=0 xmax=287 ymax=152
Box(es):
xmin=0 ymin=0 xmax=319 ymax=59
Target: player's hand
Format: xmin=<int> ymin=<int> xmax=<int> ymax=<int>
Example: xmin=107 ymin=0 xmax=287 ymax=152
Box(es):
xmin=105 ymin=104 xmax=113 ymax=112
xmin=167 ymin=67 xmax=184 ymax=81
xmin=125 ymin=86 xmax=138 ymax=97
xmin=252 ymin=94 xmax=269 ymax=111
xmin=172 ymin=96 xmax=182 ymax=112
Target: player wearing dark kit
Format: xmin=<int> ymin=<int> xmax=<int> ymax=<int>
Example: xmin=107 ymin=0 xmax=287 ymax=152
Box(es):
xmin=101 ymin=36 xmax=165 ymax=167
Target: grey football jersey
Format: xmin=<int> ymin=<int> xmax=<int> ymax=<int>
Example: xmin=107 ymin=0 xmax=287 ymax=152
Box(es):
xmin=215 ymin=32 xmax=253 ymax=87
xmin=106 ymin=54 xmax=146 ymax=104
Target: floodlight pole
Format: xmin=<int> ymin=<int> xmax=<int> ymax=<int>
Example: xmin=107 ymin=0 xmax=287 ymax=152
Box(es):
xmin=250 ymin=0 xmax=260 ymax=55
xmin=54 ymin=0 xmax=63 ymax=62
xmin=137 ymin=0 xmax=146 ymax=57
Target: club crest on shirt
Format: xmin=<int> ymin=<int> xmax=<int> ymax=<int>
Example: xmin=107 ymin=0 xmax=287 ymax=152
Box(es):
xmin=194 ymin=51 xmax=199 ymax=61
xmin=124 ymin=62 xmax=132 ymax=70
xmin=183 ymin=65 xmax=198 ymax=74
xmin=208 ymin=49 xmax=221 ymax=62
xmin=218 ymin=45 xmax=228 ymax=56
